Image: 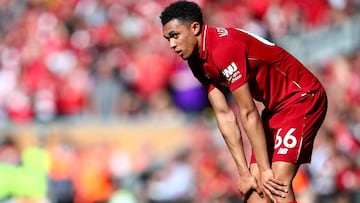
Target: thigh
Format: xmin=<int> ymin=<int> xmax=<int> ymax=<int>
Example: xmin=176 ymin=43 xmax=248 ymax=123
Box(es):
xmin=250 ymin=108 xmax=305 ymax=164
xmin=271 ymin=161 xmax=300 ymax=202
xmin=271 ymin=161 xmax=299 ymax=184
xmin=247 ymin=162 xmax=300 ymax=203
xmin=251 ymin=89 xmax=327 ymax=164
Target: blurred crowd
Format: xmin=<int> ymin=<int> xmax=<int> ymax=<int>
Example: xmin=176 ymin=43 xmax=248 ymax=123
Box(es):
xmin=0 ymin=0 xmax=360 ymax=203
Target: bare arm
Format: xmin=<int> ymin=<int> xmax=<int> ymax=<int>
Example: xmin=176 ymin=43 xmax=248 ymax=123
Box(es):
xmin=208 ymin=87 xmax=249 ymax=174
xmin=231 ymin=82 xmax=287 ymax=201
xmin=208 ymin=87 xmax=262 ymax=199
xmin=231 ymin=83 xmax=270 ymax=171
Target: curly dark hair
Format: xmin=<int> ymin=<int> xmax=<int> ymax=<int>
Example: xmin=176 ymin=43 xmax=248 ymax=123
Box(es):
xmin=160 ymin=1 xmax=203 ymax=27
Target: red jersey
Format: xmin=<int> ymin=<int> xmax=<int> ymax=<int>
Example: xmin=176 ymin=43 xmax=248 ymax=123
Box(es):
xmin=188 ymin=25 xmax=323 ymax=112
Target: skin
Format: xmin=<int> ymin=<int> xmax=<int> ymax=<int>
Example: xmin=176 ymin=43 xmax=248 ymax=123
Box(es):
xmin=162 ymin=19 xmax=199 ymax=60
xmin=249 ymin=161 xmax=300 ymax=202
xmin=162 ymin=19 xmax=289 ymax=202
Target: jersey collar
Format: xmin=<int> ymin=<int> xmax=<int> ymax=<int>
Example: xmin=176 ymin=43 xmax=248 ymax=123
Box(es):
xmin=199 ymin=25 xmax=208 ymax=60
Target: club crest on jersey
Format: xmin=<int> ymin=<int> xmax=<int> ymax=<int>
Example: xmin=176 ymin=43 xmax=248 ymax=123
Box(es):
xmin=216 ymin=27 xmax=228 ymax=37
xmin=222 ymin=62 xmax=242 ymax=83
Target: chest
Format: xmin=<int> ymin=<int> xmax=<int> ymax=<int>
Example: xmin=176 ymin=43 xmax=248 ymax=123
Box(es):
xmin=202 ymin=61 xmax=228 ymax=87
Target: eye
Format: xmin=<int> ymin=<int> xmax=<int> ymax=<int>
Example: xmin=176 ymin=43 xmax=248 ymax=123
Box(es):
xmin=171 ymin=33 xmax=179 ymax=39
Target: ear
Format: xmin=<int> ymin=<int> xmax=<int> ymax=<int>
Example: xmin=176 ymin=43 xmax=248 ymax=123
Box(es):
xmin=191 ymin=22 xmax=201 ymax=36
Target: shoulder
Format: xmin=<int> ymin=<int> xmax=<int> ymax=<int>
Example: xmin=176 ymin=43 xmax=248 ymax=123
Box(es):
xmin=205 ymin=27 xmax=247 ymax=67
xmin=207 ymin=27 xmax=247 ymax=56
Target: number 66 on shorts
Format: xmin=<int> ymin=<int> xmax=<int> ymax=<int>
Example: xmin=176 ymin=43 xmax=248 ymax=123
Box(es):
xmin=251 ymin=89 xmax=327 ymax=164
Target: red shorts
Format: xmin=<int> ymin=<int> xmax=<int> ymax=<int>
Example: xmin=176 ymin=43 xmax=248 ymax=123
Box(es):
xmin=250 ymin=88 xmax=327 ymax=164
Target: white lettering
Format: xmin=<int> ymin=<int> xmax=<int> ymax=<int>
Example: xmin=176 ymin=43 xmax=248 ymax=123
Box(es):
xmin=277 ymin=148 xmax=289 ymax=155
xmin=222 ymin=62 xmax=242 ymax=83
xmin=223 ymin=62 xmax=237 ymax=78
xmin=216 ymin=27 xmax=228 ymax=37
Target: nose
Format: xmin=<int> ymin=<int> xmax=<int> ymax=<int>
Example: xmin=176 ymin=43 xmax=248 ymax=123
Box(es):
xmin=169 ymin=38 xmax=176 ymax=49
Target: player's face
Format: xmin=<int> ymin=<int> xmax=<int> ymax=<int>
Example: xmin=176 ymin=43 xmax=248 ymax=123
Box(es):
xmin=163 ymin=19 xmax=199 ymax=60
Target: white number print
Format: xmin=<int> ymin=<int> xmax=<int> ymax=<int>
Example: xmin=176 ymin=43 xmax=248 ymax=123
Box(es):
xmin=274 ymin=128 xmax=297 ymax=149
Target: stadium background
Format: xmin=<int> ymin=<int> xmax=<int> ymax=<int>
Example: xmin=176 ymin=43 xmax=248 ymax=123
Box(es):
xmin=0 ymin=0 xmax=359 ymax=203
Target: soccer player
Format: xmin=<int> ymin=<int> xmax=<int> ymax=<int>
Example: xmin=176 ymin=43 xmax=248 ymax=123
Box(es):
xmin=160 ymin=1 xmax=328 ymax=203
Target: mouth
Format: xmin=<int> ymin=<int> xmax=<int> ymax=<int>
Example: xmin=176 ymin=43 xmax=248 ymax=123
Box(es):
xmin=175 ymin=50 xmax=182 ymax=56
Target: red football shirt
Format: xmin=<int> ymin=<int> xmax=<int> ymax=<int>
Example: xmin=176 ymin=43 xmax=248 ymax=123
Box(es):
xmin=188 ymin=25 xmax=323 ymax=112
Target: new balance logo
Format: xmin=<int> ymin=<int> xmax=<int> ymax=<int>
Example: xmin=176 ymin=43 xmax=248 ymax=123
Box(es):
xmin=277 ymin=148 xmax=289 ymax=155
xmin=222 ymin=62 xmax=242 ymax=83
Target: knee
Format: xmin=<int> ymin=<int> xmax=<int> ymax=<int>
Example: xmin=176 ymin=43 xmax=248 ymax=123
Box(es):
xmin=272 ymin=162 xmax=299 ymax=186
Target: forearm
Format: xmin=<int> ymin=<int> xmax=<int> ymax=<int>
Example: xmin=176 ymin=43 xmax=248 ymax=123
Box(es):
xmin=215 ymin=111 xmax=250 ymax=175
xmin=240 ymin=109 xmax=270 ymax=171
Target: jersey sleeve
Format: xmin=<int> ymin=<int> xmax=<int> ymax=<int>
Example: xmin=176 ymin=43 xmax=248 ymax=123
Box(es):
xmin=212 ymin=40 xmax=249 ymax=92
